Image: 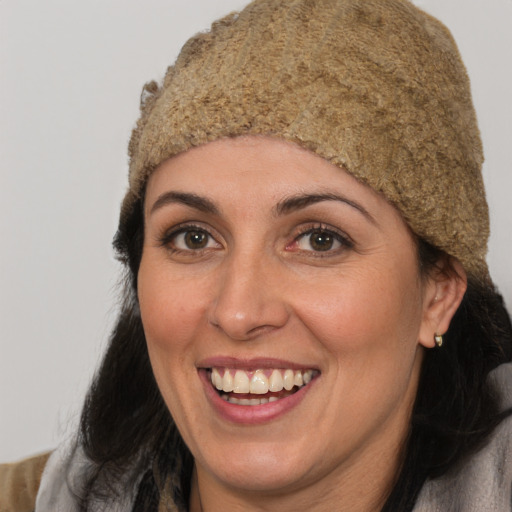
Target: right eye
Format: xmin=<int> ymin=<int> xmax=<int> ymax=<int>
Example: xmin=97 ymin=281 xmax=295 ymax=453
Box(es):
xmin=160 ymin=226 xmax=221 ymax=253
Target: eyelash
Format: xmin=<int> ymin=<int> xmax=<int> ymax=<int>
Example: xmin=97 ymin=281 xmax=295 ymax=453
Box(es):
xmin=158 ymin=224 xmax=220 ymax=255
xmin=157 ymin=223 xmax=354 ymax=257
xmin=290 ymin=224 xmax=354 ymax=256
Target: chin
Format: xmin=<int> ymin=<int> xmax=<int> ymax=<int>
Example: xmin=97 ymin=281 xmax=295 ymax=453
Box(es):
xmin=196 ymin=442 xmax=318 ymax=493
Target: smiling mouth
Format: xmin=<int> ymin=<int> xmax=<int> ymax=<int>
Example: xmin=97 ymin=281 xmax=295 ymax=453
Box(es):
xmin=208 ymin=368 xmax=319 ymax=405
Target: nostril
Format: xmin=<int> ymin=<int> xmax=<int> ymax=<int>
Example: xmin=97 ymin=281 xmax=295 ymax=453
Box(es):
xmin=207 ymin=269 xmax=290 ymax=341
xmin=246 ymin=324 xmax=280 ymax=338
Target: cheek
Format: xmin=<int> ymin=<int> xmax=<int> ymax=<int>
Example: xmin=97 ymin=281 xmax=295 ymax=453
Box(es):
xmin=294 ymin=263 xmax=424 ymax=362
xmin=137 ymin=263 xmax=211 ymax=358
xmin=137 ymin=263 xmax=212 ymax=422
xmin=294 ymin=263 xmax=425 ymax=433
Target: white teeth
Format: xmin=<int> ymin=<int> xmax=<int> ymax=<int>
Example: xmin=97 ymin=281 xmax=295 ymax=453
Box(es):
xmin=233 ymin=370 xmax=250 ymax=393
xmin=212 ymin=368 xmax=223 ymax=390
xmin=211 ymin=367 xmax=318 ymax=403
xmin=250 ymin=370 xmax=269 ymax=394
xmin=222 ymin=371 xmax=234 ymax=392
xmin=283 ymin=369 xmax=295 ymax=391
xmin=269 ymin=369 xmax=284 ymax=392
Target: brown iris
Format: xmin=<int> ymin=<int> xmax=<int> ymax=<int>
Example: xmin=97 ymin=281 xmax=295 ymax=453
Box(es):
xmin=184 ymin=230 xmax=208 ymax=249
xmin=309 ymin=230 xmax=335 ymax=251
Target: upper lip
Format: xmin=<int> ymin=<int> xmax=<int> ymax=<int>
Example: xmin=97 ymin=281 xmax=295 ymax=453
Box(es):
xmin=197 ymin=356 xmax=320 ymax=371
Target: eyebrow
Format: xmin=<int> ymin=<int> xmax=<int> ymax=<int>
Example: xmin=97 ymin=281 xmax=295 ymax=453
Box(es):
xmin=149 ymin=191 xmax=220 ymax=216
xmin=274 ymin=193 xmax=375 ymax=223
xmin=149 ymin=190 xmax=375 ymax=224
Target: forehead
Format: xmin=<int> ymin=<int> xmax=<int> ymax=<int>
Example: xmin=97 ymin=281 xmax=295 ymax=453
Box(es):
xmin=145 ymin=136 xmax=386 ymax=212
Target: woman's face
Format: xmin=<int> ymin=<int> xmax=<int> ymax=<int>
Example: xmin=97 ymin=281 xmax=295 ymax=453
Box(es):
xmin=138 ymin=136 xmax=441 ymax=500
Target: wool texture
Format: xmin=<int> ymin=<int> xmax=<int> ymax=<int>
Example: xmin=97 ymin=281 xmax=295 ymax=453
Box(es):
xmin=123 ymin=0 xmax=489 ymax=282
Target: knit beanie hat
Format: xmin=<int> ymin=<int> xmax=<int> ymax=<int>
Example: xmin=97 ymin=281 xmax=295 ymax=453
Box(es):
xmin=123 ymin=0 xmax=489 ymax=283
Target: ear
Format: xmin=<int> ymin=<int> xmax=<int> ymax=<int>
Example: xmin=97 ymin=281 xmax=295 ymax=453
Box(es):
xmin=418 ymin=258 xmax=467 ymax=349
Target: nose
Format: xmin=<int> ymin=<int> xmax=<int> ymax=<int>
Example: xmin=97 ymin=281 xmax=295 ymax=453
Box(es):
xmin=208 ymin=252 xmax=290 ymax=341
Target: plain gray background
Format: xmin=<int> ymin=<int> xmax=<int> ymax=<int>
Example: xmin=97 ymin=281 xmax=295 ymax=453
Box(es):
xmin=1 ymin=0 xmax=511 ymax=461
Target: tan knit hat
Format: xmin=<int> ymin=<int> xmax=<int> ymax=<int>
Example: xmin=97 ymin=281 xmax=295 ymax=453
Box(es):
xmin=123 ymin=0 xmax=489 ymax=282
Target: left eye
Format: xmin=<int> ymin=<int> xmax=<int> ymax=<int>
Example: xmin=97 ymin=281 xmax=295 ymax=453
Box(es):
xmin=295 ymin=229 xmax=344 ymax=252
xmin=171 ymin=229 xmax=219 ymax=251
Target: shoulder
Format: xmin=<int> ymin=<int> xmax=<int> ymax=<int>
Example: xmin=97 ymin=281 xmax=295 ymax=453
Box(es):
xmin=414 ymin=413 xmax=512 ymax=511
xmin=0 ymin=452 xmax=52 ymax=512
xmin=413 ymin=362 xmax=512 ymax=512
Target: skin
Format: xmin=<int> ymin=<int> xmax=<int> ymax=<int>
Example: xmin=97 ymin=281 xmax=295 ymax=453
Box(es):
xmin=138 ymin=136 xmax=466 ymax=512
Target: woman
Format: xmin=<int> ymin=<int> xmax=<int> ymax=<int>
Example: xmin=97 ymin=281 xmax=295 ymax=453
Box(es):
xmin=2 ymin=0 xmax=511 ymax=510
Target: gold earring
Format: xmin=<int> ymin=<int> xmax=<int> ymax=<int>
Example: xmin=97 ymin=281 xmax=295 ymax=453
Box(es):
xmin=434 ymin=333 xmax=443 ymax=347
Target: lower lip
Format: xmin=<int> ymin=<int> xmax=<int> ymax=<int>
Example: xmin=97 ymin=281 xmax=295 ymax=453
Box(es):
xmin=199 ymin=370 xmax=316 ymax=425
